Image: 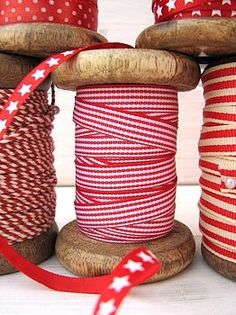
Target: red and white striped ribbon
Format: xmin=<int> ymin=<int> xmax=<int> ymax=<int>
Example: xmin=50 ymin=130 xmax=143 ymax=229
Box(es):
xmin=199 ymin=62 xmax=236 ymax=263
xmin=152 ymin=0 xmax=236 ymax=23
xmin=74 ymin=84 xmax=178 ymax=243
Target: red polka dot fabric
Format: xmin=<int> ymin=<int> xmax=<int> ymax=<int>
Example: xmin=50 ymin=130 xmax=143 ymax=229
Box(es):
xmin=0 ymin=0 xmax=98 ymax=31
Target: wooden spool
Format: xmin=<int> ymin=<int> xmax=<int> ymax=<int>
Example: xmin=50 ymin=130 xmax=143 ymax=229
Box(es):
xmin=200 ymin=58 xmax=236 ymax=281
xmin=53 ymin=48 xmax=200 ymax=281
xmin=136 ymin=18 xmax=236 ymax=63
xmin=0 ymin=23 xmax=106 ymax=57
xmin=0 ymin=53 xmax=58 ymax=275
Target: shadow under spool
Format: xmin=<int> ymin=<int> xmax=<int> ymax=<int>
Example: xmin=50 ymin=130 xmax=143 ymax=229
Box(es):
xmin=52 ymin=48 xmax=200 ymax=282
xmin=0 ymin=53 xmax=58 ymax=275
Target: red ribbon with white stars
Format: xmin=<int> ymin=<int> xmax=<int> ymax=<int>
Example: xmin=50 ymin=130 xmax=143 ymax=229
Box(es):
xmin=152 ymin=0 xmax=236 ymax=23
xmin=0 ymin=42 xmax=162 ymax=315
xmin=0 ymin=0 xmax=97 ymax=31
xmin=0 ymin=234 xmax=161 ymax=315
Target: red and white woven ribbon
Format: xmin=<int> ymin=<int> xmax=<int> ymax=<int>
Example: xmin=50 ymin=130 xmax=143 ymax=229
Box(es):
xmin=0 ymin=0 xmax=97 ymax=30
xmin=152 ymin=0 xmax=236 ymax=23
xmin=74 ymin=84 xmax=178 ymax=243
xmin=199 ymin=62 xmax=236 ymax=263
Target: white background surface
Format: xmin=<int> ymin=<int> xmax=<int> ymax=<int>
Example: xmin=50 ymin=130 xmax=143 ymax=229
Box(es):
xmin=1 ymin=186 xmax=236 ymax=315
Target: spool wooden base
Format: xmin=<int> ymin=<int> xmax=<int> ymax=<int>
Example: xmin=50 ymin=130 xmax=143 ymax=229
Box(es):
xmin=202 ymin=245 xmax=236 ymax=281
xmin=136 ymin=18 xmax=236 ymax=63
xmin=0 ymin=23 xmax=106 ymax=57
xmin=56 ymin=220 xmax=195 ymax=282
xmin=0 ymin=222 xmax=58 ymax=275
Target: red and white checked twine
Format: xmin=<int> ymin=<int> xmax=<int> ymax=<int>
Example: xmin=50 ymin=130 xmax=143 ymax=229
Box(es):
xmin=199 ymin=62 xmax=236 ymax=263
xmin=74 ymin=84 xmax=178 ymax=243
xmin=0 ymin=88 xmax=57 ymax=244
xmin=0 ymin=43 xmax=162 ymax=315
xmin=0 ymin=0 xmax=98 ymax=31
xmin=152 ymin=0 xmax=236 ymax=23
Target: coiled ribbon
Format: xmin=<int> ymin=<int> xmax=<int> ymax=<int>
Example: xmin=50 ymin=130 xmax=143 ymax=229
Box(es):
xmin=0 ymin=0 xmax=97 ymax=30
xmin=74 ymin=84 xmax=178 ymax=243
xmin=152 ymin=0 xmax=236 ymax=23
xmin=199 ymin=61 xmax=236 ymax=263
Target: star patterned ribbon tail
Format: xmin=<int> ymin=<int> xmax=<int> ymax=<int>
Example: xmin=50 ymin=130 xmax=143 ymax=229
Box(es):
xmin=93 ymin=247 xmax=161 ymax=315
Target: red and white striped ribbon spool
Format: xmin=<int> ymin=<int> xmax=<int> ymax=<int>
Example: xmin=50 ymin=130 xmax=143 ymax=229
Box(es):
xmin=74 ymin=84 xmax=178 ymax=243
xmin=199 ymin=62 xmax=236 ymax=263
xmin=152 ymin=0 xmax=236 ymax=23
xmin=0 ymin=0 xmax=98 ymax=30
xmin=0 ymin=44 xmax=162 ymax=315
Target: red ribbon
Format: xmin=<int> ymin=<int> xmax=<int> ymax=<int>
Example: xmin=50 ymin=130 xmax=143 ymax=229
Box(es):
xmin=0 ymin=0 xmax=98 ymax=31
xmin=152 ymin=0 xmax=236 ymax=23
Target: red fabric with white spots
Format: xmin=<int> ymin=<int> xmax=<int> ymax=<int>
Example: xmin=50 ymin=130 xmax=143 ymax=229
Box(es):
xmin=74 ymin=84 xmax=178 ymax=243
xmin=152 ymin=0 xmax=236 ymax=23
xmin=199 ymin=62 xmax=236 ymax=263
xmin=0 ymin=0 xmax=97 ymax=31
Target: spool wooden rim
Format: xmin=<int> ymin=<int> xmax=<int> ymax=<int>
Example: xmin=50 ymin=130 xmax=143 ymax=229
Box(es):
xmin=52 ymin=48 xmax=200 ymax=92
xmin=56 ymin=220 xmax=196 ymax=282
xmin=202 ymin=244 xmax=236 ymax=281
xmin=0 ymin=23 xmax=106 ymax=58
xmin=0 ymin=222 xmax=58 ymax=275
xmin=136 ymin=18 xmax=236 ymax=62
xmin=0 ymin=53 xmax=51 ymax=90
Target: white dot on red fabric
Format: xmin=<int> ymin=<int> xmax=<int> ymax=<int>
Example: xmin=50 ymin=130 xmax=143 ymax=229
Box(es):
xmin=88 ymin=8 xmax=92 ymax=13
xmin=17 ymin=15 xmax=22 ymax=21
xmin=57 ymin=8 xmax=63 ymax=14
xmin=41 ymin=7 xmax=47 ymax=13
xmin=11 ymin=8 xmax=16 ymax=13
xmin=25 ymin=7 xmax=31 ymax=12
xmin=32 ymin=15 xmax=37 ymax=20
xmin=65 ymin=1 xmax=70 ymax=6
xmin=72 ymin=11 xmax=77 ymax=16
xmin=84 ymin=13 xmax=87 ymax=19
xmin=32 ymin=0 xmax=38 ymax=3
xmin=4 ymin=17 xmax=8 ymax=22
xmin=77 ymin=19 xmax=82 ymax=25
xmin=5 ymin=1 xmax=10 ymax=6
xmin=49 ymin=0 xmax=54 ymax=5
xmin=78 ymin=4 xmax=83 ymax=9
xmin=48 ymin=16 xmax=54 ymax=21
xmin=1 ymin=11 xmax=4 ymax=16
xmin=64 ymin=17 xmax=69 ymax=23
xmin=18 ymin=0 xmax=23 ymax=3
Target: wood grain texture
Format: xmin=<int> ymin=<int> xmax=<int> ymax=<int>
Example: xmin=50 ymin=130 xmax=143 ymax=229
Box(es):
xmin=0 ymin=53 xmax=51 ymax=90
xmin=52 ymin=48 xmax=200 ymax=91
xmin=0 ymin=23 xmax=107 ymax=57
xmin=0 ymin=222 xmax=58 ymax=275
xmin=136 ymin=18 xmax=236 ymax=62
xmin=202 ymin=245 xmax=236 ymax=281
xmin=56 ymin=220 xmax=195 ymax=282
